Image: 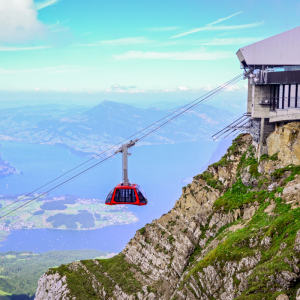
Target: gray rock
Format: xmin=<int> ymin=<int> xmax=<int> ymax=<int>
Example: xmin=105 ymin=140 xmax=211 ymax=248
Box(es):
xmin=280 ymin=243 xmax=287 ymax=250
xmin=261 ymin=236 xmax=272 ymax=247
xmin=294 ymin=230 xmax=300 ymax=253
xmin=276 ymin=294 xmax=289 ymax=300
xmin=275 ymin=271 xmax=298 ymax=289
xmin=35 ymin=273 xmax=70 ymax=300
xmin=268 ymin=182 xmax=279 ymax=192
xmin=296 ymin=288 xmax=300 ymax=300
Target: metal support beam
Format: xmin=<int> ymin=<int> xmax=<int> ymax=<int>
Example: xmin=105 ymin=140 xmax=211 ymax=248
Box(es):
xmin=122 ymin=144 xmax=129 ymax=185
xmin=258 ymin=118 xmax=265 ymax=161
xmin=115 ymin=139 xmax=138 ymax=186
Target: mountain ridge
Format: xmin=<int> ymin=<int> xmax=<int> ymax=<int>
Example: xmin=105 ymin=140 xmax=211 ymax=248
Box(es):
xmin=0 ymin=101 xmax=236 ymax=155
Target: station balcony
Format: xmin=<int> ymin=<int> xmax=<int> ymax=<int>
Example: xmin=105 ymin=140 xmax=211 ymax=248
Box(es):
xmin=257 ymin=96 xmax=300 ymax=122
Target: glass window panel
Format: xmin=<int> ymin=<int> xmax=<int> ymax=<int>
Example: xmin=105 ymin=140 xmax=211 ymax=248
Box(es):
xmin=114 ymin=189 xmax=136 ymax=203
xmin=284 ymin=85 xmax=289 ymax=109
xmin=290 ymin=85 xmax=296 ymax=108
xmin=279 ymin=85 xmax=284 ymax=109
xmin=297 ymin=85 xmax=300 ymax=108
xmin=136 ymin=186 xmax=147 ymax=199
xmin=105 ymin=188 xmax=115 ymax=204
xmin=136 ymin=187 xmax=148 ymax=204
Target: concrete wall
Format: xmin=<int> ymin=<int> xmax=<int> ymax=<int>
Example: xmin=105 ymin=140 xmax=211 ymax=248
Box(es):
xmin=261 ymin=118 xmax=275 ymax=145
xmin=247 ymin=79 xmax=252 ymax=114
xmin=270 ymin=109 xmax=300 ymax=122
xmin=251 ymin=85 xmax=272 ymax=118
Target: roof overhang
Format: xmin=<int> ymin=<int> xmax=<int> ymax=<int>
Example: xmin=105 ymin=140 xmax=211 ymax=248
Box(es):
xmin=236 ymin=26 xmax=300 ymax=68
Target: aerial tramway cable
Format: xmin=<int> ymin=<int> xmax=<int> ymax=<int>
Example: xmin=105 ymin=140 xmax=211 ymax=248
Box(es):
xmin=0 ymin=154 xmax=117 ymax=220
xmin=0 ymin=73 xmax=244 ymax=219
xmin=0 ymin=73 xmax=243 ymax=215
xmin=0 ymin=74 xmax=244 ymax=218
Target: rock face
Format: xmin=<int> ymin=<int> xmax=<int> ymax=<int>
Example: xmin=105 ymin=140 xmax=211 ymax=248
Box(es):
xmin=267 ymin=121 xmax=300 ymax=167
xmin=35 ymin=125 xmax=300 ymax=300
xmin=35 ymin=273 xmax=70 ymax=300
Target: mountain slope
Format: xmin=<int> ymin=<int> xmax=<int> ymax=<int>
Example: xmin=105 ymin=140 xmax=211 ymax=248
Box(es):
xmin=34 ymin=123 xmax=300 ymax=300
xmin=0 ymin=101 xmax=236 ymax=155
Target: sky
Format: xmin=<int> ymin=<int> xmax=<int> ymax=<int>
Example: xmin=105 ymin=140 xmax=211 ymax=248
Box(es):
xmin=0 ymin=0 xmax=300 ymax=107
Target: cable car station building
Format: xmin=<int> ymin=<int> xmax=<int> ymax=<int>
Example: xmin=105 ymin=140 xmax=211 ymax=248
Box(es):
xmin=236 ymin=26 xmax=300 ymax=157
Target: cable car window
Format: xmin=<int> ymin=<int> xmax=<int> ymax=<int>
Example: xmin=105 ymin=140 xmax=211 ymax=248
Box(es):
xmin=136 ymin=185 xmax=147 ymax=199
xmin=105 ymin=188 xmax=115 ymax=204
xmin=136 ymin=187 xmax=148 ymax=204
xmin=114 ymin=188 xmax=136 ymax=203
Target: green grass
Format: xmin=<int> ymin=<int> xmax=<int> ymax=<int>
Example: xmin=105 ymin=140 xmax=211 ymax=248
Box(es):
xmin=213 ymin=179 xmax=262 ymax=212
xmin=50 ymin=254 xmax=143 ymax=300
xmin=4 ymin=256 xmax=15 ymax=260
xmin=193 ymin=171 xmax=223 ymax=190
xmin=272 ymin=165 xmax=300 ymax=184
xmin=0 ymin=290 xmax=11 ymax=296
xmin=139 ymin=227 xmax=146 ymax=234
xmin=209 ymin=134 xmax=246 ymax=168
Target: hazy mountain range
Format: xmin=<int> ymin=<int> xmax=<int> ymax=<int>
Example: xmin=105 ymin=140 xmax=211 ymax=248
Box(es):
xmin=0 ymin=100 xmax=238 ymax=155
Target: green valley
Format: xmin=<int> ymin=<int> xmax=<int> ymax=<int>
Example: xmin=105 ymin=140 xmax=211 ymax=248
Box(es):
xmin=0 ymin=194 xmax=138 ymax=242
xmin=0 ymin=249 xmax=112 ymax=300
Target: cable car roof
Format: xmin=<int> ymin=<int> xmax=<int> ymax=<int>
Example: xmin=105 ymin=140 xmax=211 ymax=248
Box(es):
xmin=236 ymin=26 xmax=300 ymax=68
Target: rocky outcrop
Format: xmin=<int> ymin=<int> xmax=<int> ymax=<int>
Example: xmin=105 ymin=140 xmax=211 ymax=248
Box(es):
xmin=267 ymin=121 xmax=300 ymax=167
xmin=35 ymin=273 xmax=70 ymax=300
xmin=35 ymin=127 xmax=300 ymax=300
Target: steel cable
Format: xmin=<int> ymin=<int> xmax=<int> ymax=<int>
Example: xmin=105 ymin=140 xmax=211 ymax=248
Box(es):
xmin=0 ymin=73 xmax=244 ymax=220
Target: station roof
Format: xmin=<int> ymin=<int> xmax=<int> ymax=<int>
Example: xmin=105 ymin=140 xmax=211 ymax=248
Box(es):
xmin=236 ymin=26 xmax=300 ymax=67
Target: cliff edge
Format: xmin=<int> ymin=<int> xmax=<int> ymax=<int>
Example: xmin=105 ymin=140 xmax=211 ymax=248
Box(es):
xmin=35 ymin=122 xmax=300 ymax=300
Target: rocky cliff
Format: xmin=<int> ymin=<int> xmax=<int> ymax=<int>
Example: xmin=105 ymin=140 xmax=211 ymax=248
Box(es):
xmin=35 ymin=122 xmax=300 ymax=300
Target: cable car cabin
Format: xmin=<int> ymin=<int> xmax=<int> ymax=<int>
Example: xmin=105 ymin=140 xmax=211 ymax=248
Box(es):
xmin=105 ymin=184 xmax=148 ymax=206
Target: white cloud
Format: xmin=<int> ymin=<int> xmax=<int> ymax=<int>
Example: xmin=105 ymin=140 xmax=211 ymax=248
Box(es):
xmin=170 ymin=12 xmax=263 ymax=39
xmin=35 ymin=0 xmax=60 ymax=10
xmin=171 ymin=22 xmax=264 ymax=39
xmin=207 ymin=11 xmax=243 ymax=26
xmin=0 ymin=0 xmax=46 ymax=43
xmin=48 ymin=20 xmax=69 ymax=32
xmin=0 ymin=65 xmax=91 ymax=75
xmin=107 ymin=84 xmax=144 ymax=93
xmin=177 ymin=86 xmax=190 ymax=91
xmin=111 ymin=84 xmax=137 ymax=91
xmin=79 ymin=37 xmax=152 ymax=47
xmin=143 ymin=27 xmax=181 ymax=32
xmin=203 ymin=85 xmax=213 ymax=91
xmin=190 ymin=37 xmax=263 ymax=46
xmin=113 ymin=49 xmax=234 ymax=61
xmin=0 ymin=45 xmax=51 ymax=51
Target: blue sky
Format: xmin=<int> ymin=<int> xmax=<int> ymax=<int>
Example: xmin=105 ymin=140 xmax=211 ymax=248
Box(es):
xmin=0 ymin=0 xmax=299 ymax=106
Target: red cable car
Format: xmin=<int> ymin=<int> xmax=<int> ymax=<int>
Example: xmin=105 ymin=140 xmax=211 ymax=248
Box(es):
xmin=105 ymin=183 xmax=147 ymax=206
xmin=105 ymin=139 xmax=148 ymax=206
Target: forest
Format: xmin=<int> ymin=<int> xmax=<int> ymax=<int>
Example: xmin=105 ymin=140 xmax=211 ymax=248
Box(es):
xmin=0 ymin=249 xmax=109 ymax=300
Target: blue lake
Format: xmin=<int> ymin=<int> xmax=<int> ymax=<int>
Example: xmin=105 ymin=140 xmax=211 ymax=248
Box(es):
xmin=0 ymin=140 xmax=219 ymax=253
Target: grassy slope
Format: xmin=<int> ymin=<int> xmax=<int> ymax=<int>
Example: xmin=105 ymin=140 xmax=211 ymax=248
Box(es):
xmin=48 ymin=254 xmax=143 ymax=300
xmin=177 ymin=141 xmax=300 ymax=299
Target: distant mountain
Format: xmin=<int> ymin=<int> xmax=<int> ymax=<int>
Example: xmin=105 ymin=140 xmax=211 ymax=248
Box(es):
xmin=0 ymin=100 xmax=237 ymax=155
xmin=0 ymin=104 xmax=86 ymax=133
